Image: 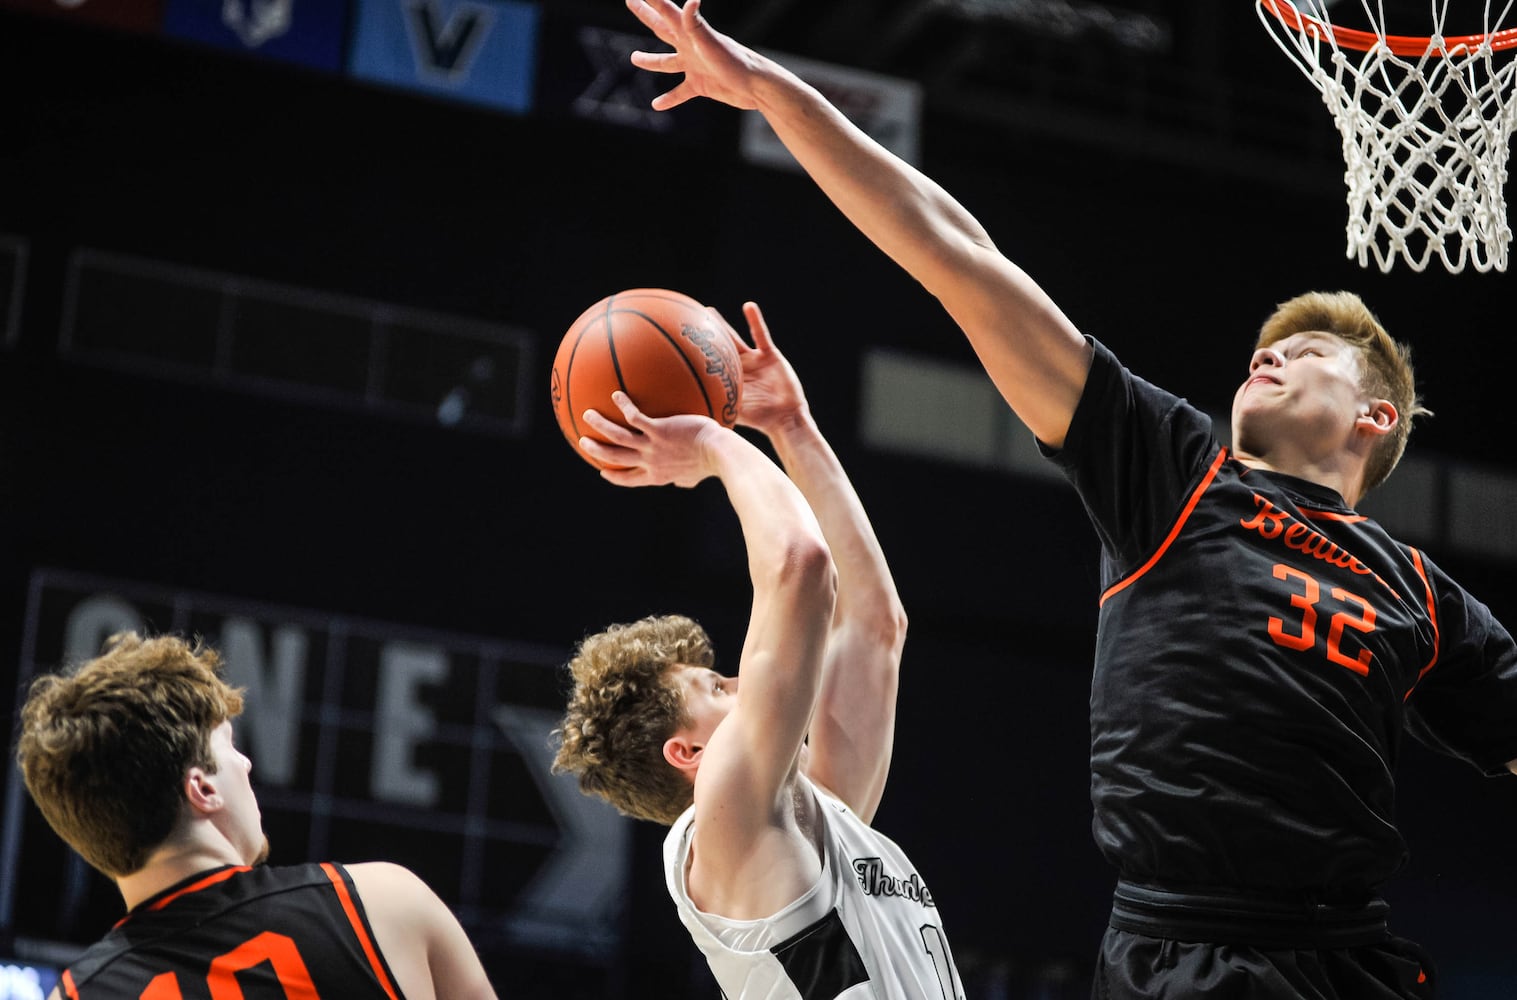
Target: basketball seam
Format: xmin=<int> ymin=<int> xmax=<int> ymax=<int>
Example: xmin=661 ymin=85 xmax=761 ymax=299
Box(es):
xmin=612 ymin=302 xmax=717 ymax=420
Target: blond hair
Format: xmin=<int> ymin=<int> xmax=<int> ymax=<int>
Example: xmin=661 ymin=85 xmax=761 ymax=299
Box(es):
xmin=552 ymin=614 xmax=715 ymax=825
xmin=1258 ymin=291 xmax=1431 ymax=494
xmin=16 ymin=632 xmax=244 ymax=876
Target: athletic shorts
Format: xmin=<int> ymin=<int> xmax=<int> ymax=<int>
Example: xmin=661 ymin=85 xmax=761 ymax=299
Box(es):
xmin=1093 ymin=926 xmax=1437 ymax=1000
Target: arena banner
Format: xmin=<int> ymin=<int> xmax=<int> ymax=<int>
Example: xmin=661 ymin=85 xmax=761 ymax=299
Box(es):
xmin=1 ymin=569 xmax=629 ymax=961
xmin=160 ymin=0 xmax=350 ymax=73
xmin=0 ymin=0 xmax=160 ymax=32
xmin=347 ymin=0 xmax=539 ymax=114
xmin=533 ymin=8 xmax=729 ymax=142
xmin=740 ymin=52 xmax=922 ymax=171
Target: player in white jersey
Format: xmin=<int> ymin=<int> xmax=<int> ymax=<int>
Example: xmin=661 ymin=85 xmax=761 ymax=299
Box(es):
xmin=554 ymin=302 xmax=965 ymax=1000
xmin=667 ymin=775 xmax=959 ymax=999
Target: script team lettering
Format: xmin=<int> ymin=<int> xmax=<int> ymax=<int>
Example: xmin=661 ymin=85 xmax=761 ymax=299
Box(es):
xmin=852 ymin=857 xmax=936 ymax=908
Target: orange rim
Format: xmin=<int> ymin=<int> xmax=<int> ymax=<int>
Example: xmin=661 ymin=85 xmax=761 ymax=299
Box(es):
xmin=1261 ymin=0 xmax=1517 ymax=55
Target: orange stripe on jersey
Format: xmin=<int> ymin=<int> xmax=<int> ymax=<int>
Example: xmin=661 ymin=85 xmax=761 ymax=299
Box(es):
xmin=1101 ymin=447 xmax=1229 ymax=607
xmin=146 ymin=866 xmax=250 ymax=911
xmin=139 ymin=972 xmax=183 ymax=999
xmin=1403 ymin=547 xmax=1441 ymax=701
xmin=61 ymin=969 xmax=79 ymax=1000
xmin=112 ymin=867 xmax=254 ymax=931
xmin=1299 ymin=508 xmax=1368 ymax=523
xmin=321 ymin=862 xmax=401 ymax=1000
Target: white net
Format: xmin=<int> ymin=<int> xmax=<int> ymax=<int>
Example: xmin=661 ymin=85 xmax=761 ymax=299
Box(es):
xmin=1259 ymin=0 xmax=1517 ymax=272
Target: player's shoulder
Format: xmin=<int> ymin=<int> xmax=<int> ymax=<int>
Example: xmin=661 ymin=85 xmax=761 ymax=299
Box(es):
xmin=344 ymin=860 xmax=437 ymax=910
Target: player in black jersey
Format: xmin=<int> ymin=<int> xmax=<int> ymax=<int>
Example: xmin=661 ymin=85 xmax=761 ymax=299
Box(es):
xmin=15 ymin=631 xmax=497 ymax=1000
xmin=622 ymin=2 xmax=1517 ymax=997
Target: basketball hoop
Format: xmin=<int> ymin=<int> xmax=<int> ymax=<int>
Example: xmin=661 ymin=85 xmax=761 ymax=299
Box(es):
xmin=1259 ymin=0 xmax=1517 ymax=273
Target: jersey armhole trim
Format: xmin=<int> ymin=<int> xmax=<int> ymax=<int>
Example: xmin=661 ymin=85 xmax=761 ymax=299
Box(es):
xmin=1100 ymin=447 xmax=1228 ymax=608
xmin=1402 ymin=547 xmax=1441 ymax=701
xmin=320 ymin=862 xmax=402 ymax=1000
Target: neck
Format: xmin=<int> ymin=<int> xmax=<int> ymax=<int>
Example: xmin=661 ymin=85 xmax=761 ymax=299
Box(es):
xmin=116 ymin=839 xmax=247 ymax=911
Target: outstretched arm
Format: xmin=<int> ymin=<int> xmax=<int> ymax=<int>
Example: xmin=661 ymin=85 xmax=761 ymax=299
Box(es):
xmin=581 ymin=396 xmax=837 ymax=865
xmin=721 ymin=302 xmax=904 ymax=823
xmin=626 ymin=0 xmax=1093 ymax=446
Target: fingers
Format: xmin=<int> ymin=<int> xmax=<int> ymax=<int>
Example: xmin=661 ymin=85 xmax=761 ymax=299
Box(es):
xmin=629 ymin=50 xmax=680 ymax=73
xmin=581 ymin=398 xmax=642 ymax=442
xmin=625 ymin=0 xmax=671 ymax=38
xmin=706 ymin=306 xmax=752 ymax=355
xmin=627 ymin=0 xmax=695 ymax=47
xmin=598 ymin=465 xmax=647 ymax=488
xmin=579 ymin=434 xmax=640 ymax=475
xmin=651 ymin=83 xmax=696 ymax=112
xmin=743 ymin=301 xmax=777 ymax=353
xmin=607 ymin=389 xmax=649 ymax=426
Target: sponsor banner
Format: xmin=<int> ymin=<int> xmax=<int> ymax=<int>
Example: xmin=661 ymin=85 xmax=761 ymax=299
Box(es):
xmin=741 ymin=52 xmax=922 ymax=171
xmin=1 ymin=569 xmax=629 ymax=958
xmin=533 ymin=9 xmax=729 ymax=141
xmin=347 ymin=0 xmax=539 ymax=114
xmin=0 ymin=0 xmax=161 ymax=32
xmin=160 ymin=0 xmax=350 ymax=73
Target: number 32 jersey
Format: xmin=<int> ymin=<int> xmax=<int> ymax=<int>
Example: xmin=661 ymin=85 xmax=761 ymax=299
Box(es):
xmin=1046 ymin=338 xmax=1517 ymax=897
xmin=60 ymin=863 xmax=405 ymax=1000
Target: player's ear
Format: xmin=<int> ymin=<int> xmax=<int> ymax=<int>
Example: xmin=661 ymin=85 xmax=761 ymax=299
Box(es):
xmin=663 ymin=735 xmax=702 ymax=776
xmin=1358 ymin=399 xmax=1398 ymax=437
xmin=184 ymin=766 xmax=222 ymax=815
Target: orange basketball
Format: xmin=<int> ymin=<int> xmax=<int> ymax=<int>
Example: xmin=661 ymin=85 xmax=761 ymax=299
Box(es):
xmin=550 ymin=288 xmax=743 ymax=469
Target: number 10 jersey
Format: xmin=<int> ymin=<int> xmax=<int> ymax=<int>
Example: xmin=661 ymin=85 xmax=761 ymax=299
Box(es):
xmin=60 ymin=863 xmax=404 ymax=999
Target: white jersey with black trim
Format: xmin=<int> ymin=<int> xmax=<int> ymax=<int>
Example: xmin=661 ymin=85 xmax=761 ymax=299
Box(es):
xmin=663 ymin=775 xmax=965 ymax=1000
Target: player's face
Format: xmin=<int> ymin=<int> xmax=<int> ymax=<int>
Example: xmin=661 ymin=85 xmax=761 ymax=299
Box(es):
xmin=672 ymin=664 xmax=738 ymax=750
xmin=208 ymin=720 xmax=270 ymax=866
xmin=1231 ymin=332 xmax=1370 ymax=458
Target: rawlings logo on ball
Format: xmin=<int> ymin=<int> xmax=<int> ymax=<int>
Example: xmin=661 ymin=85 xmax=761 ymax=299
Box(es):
xmin=679 ymin=322 xmax=741 ymax=426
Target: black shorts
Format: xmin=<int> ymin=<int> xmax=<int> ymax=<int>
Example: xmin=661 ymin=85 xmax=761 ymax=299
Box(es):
xmin=1093 ymin=926 xmax=1437 ymax=1000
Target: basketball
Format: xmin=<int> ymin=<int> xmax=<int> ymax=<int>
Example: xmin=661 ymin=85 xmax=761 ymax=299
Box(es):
xmin=550 ymin=288 xmax=743 ymax=469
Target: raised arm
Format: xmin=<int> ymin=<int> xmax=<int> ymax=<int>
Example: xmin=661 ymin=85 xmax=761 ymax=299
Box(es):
xmin=719 ymin=302 xmax=904 ymax=822
xmin=580 ymin=395 xmax=837 ymax=859
xmin=626 ymin=0 xmax=1093 ymax=446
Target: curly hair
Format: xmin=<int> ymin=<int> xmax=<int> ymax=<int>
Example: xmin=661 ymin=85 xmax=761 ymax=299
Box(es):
xmin=1258 ymin=291 xmax=1432 ymax=495
xmin=552 ymin=614 xmax=715 ymax=825
xmin=16 ymin=631 xmax=244 ymax=877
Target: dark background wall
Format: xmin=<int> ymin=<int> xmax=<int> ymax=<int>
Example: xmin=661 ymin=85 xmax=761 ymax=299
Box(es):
xmin=1 ymin=2 xmax=1514 ymax=997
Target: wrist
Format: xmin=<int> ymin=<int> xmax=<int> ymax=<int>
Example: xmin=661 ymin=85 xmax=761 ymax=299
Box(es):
xmin=762 ymin=405 xmax=817 ymax=448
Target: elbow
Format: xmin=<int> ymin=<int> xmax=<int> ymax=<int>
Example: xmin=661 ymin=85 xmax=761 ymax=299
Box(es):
xmin=883 ymin=603 xmax=909 ymax=657
xmin=789 ymin=537 xmax=838 ymax=615
xmin=847 ymin=597 xmax=908 ymax=660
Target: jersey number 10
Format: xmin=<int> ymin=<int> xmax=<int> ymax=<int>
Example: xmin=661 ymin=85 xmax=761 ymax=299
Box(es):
xmin=138 ymin=931 xmax=320 ymax=1000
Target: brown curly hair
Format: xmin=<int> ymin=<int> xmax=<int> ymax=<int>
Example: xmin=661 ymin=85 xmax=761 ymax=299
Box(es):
xmin=1257 ymin=291 xmax=1431 ymax=495
xmin=16 ymin=631 xmax=244 ymax=877
xmin=552 ymin=614 xmax=716 ymax=825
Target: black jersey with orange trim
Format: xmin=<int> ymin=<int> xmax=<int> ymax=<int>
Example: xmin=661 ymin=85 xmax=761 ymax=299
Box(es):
xmin=1045 ymin=338 xmax=1517 ymax=896
xmin=59 ymin=863 xmax=405 ymax=1000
